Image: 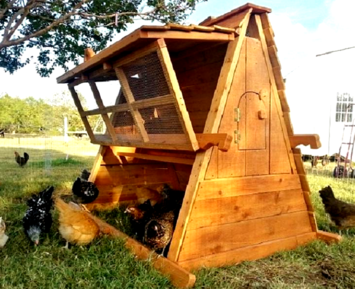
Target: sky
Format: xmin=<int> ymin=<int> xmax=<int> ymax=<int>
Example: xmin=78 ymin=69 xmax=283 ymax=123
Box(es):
xmin=1 ymin=0 xmax=355 ymax=120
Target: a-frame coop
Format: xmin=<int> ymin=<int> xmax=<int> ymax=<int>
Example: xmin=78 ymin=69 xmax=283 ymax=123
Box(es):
xmin=57 ymin=3 xmax=340 ymax=287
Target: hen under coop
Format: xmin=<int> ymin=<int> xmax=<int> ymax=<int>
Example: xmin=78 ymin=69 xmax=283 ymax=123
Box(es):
xmin=57 ymin=3 xmax=341 ymax=287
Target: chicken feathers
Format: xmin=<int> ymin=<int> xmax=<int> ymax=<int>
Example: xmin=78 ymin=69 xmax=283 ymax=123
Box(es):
xmin=72 ymin=177 xmax=99 ymax=204
xmin=319 ymin=185 xmax=355 ymax=229
xmin=125 ymin=199 xmax=153 ymax=241
xmin=144 ymin=210 xmax=174 ymax=255
xmin=23 ymin=186 xmax=54 ymax=245
xmin=55 ymin=198 xmax=100 ymax=247
xmin=0 ymin=217 xmax=9 ymax=248
xmin=15 ymin=151 xmax=29 ymax=167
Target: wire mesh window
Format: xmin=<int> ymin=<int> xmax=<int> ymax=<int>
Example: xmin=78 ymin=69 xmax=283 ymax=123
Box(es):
xmin=335 ymin=92 xmax=353 ymax=122
xmin=121 ymin=51 xmax=170 ymax=101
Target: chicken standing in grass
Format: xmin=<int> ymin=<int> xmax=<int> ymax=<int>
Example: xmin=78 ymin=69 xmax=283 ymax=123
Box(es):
xmin=72 ymin=175 xmax=99 ymax=205
xmin=0 ymin=217 xmax=9 ymax=248
xmin=14 ymin=151 xmax=29 ymax=167
xmin=319 ymin=185 xmax=355 ymax=229
xmin=55 ymin=198 xmax=100 ymax=248
xmin=23 ymin=186 xmax=54 ymax=245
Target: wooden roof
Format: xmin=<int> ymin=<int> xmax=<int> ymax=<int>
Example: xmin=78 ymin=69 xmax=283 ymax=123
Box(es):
xmin=56 ymin=3 xmax=270 ymax=84
xmin=199 ymin=3 xmax=271 ymax=26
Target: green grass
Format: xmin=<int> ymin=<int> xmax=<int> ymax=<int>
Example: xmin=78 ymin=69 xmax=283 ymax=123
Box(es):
xmin=2 ymin=138 xmax=355 ymax=288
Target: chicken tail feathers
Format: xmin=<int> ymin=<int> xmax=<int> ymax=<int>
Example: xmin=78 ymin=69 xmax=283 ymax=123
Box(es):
xmin=24 ymin=152 xmax=29 ymax=161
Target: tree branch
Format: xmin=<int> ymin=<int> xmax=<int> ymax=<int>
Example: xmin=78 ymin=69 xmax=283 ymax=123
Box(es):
xmin=0 ymin=0 xmax=90 ymax=49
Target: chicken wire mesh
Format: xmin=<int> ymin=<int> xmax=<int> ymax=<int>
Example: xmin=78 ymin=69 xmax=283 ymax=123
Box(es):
xmin=0 ymin=132 xmax=98 ymax=181
xmin=118 ymin=51 xmax=187 ymax=140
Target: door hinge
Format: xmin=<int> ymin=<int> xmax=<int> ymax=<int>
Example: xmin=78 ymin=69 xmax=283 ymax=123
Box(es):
xmin=234 ymin=108 xmax=240 ymax=122
xmin=234 ymin=129 xmax=241 ymax=144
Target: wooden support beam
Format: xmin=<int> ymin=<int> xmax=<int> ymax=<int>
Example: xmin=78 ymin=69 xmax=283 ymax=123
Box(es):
xmin=317 ymin=230 xmax=342 ymax=243
xmin=195 ymin=133 xmax=232 ymax=151
xmin=289 ymin=134 xmax=321 ymax=149
xmin=82 ymin=103 xmax=130 ymax=117
xmin=117 ymin=152 xmax=195 ymax=165
xmin=115 ymin=68 xmax=149 ymax=142
xmin=89 ymin=81 xmax=117 ymax=142
xmin=68 ymin=86 xmax=96 ymax=141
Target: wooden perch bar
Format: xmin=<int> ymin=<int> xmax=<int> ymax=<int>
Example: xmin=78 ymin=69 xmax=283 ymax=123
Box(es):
xmin=289 ymin=134 xmax=321 ymax=149
xmin=196 ymin=133 xmax=232 ymax=151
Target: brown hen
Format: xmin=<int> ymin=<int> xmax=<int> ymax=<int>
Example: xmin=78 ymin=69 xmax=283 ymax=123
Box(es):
xmin=319 ymin=185 xmax=355 ymax=229
xmin=55 ymin=198 xmax=100 ymax=247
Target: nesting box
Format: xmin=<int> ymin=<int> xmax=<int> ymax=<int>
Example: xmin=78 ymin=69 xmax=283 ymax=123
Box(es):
xmin=57 ymin=3 xmax=340 ymax=287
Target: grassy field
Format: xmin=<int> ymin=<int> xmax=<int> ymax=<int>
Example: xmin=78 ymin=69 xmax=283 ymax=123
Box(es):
xmin=1 ymin=136 xmax=355 ymax=288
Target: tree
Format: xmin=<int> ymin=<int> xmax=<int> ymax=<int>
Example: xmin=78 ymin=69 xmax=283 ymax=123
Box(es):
xmin=0 ymin=0 xmax=206 ymax=76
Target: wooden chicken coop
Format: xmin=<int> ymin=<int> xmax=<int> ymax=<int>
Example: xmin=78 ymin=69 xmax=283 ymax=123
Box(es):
xmin=57 ymin=3 xmax=341 ymax=287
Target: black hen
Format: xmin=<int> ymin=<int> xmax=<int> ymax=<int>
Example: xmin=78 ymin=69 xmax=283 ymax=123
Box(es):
xmin=319 ymin=185 xmax=355 ymax=229
xmin=15 ymin=151 xmax=29 ymax=167
xmin=144 ymin=210 xmax=175 ymax=256
xmin=143 ymin=184 xmax=185 ymax=255
xmin=125 ymin=199 xmax=153 ymax=241
xmin=23 ymin=186 xmax=54 ymax=245
xmin=72 ymin=177 xmax=99 ymax=204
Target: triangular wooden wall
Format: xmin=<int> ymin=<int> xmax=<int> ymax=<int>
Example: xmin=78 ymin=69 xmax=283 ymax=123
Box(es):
xmin=168 ymin=8 xmax=339 ymax=271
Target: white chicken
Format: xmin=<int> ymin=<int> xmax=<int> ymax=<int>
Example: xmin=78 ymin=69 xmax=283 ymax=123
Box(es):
xmin=0 ymin=217 xmax=9 ymax=248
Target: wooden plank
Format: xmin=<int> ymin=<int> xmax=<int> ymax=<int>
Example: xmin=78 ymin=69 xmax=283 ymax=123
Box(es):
xmin=289 ymin=134 xmax=321 ymax=149
xmin=197 ymin=174 xmax=302 ymax=200
xmin=190 ymin=25 xmax=215 ymax=32
xmin=260 ymin=12 xmax=271 ymax=29
xmin=87 ymin=215 xmax=196 ymax=288
xmin=156 ymin=38 xmax=199 ymax=151
xmin=168 ymin=9 xmax=252 ymax=262
xmin=141 ymin=25 xmax=170 ymax=31
xmin=263 ymin=27 xmax=275 ymax=47
xmin=94 ymin=163 xmax=171 ymax=186
xmin=188 ymin=189 xmax=308 ymax=230
xmin=93 ymin=134 xmax=194 ymax=151
xmin=68 ymin=86 xmax=96 ymax=141
xmin=89 ymin=145 xmax=107 ymax=183
xmin=168 ymin=23 xmax=194 ymax=31
xmin=277 ymin=90 xmax=290 ymax=112
xmin=116 ymin=152 xmax=195 ymax=165
xmin=195 ymin=133 xmax=232 ymax=151
xmin=141 ymin=30 xmax=235 ymax=41
xmin=283 ymin=112 xmax=294 ymax=135
xmin=212 ymin=25 xmax=236 ymax=33
xmin=89 ymin=81 xmax=117 ymax=142
xmin=205 ymin=148 xmax=218 ymax=180
xmin=267 ymin=45 xmax=280 ymax=68
xmin=179 ymin=211 xmax=312 ymax=261
xmin=101 ymin=146 xmax=136 ymax=165
xmin=57 ymin=29 xmax=142 ymax=83
xmin=82 ymin=103 xmax=130 ymax=117
xmin=199 ymin=3 xmax=271 ymax=26
xmin=244 ymin=37 xmax=270 ymax=175
xmin=130 ymin=94 xmax=174 ymax=110
xmin=317 ymin=231 xmax=342 ymax=243
xmin=115 ymin=68 xmax=149 ymax=142
xmin=178 ymin=232 xmax=317 ymax=271
xmin=216 ymin=39 xmax=246 ymax=178
xmin=255 ymin=15 xmax=297 ymax=173
xmin=272 ymin=66 xmax=285 ymax=90
xmin=88 ymin=183 xmax=165 ymax=206
xmin=269 ymin=88 xmax=292 ymax=174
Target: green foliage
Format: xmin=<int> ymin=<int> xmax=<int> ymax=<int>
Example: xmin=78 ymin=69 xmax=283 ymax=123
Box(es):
xmin=0 ymin=92 xmax=86 ymax=134
xmin=0 ymin=0 xmax=206 ymax=76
